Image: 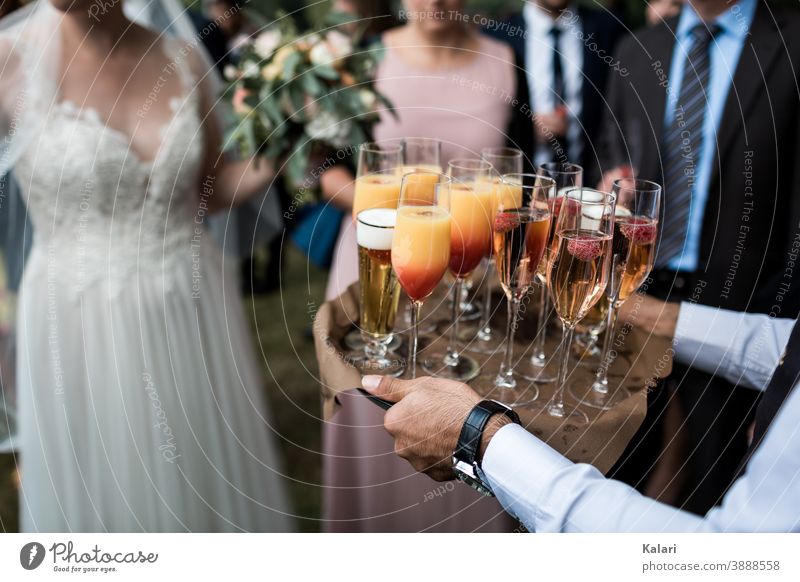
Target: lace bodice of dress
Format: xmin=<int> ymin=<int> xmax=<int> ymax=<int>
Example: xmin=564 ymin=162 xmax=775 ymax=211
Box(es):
xmin=12 ymin=39 xmax=206 ymax=297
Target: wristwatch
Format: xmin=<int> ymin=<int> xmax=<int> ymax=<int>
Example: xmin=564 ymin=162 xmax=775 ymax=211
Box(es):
xmin=452 ymin=400 xmax=520 ymax=497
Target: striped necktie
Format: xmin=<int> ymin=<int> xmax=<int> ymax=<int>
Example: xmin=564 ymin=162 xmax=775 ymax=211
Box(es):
xmin=656 ymin=23 xmax=720 ymax=268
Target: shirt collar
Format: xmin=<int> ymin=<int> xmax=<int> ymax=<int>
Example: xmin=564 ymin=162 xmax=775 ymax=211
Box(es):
xmin=676 ymin=0 xmax=757 ymax=42
xmin=523 ymin=2 xmax=580 ymax=35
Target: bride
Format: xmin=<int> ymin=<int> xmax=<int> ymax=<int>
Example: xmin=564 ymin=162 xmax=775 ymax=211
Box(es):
xmin=0 ymin=0 xmax=292 ymax=531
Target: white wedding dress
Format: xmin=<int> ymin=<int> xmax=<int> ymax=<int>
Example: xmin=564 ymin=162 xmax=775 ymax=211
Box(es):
xmin=11 ymin=38 xmax=292 ymax=532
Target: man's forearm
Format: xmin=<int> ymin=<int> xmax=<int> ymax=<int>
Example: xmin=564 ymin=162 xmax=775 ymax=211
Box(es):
xmin=482 ymin=424 xmax=705 ymax=532
xmin=672 ymin=303 xmax=792 ymax=392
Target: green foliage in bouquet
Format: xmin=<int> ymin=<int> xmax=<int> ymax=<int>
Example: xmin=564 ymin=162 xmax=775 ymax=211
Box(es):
xmin=223 ymin=10 xmax=394 ymax=185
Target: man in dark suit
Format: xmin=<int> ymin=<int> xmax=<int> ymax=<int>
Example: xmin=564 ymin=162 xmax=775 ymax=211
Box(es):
xmin=598 ymin=0 xmax=800 ymax=513
xmin=487 ymin=0 xmax=624 ymax=182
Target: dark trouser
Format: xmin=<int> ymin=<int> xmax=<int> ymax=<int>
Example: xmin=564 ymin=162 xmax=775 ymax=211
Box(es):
xmin=608 ymin=379 xmax=668 ymax=490
xmin=643 ymin=268 xmax=759 ymax=514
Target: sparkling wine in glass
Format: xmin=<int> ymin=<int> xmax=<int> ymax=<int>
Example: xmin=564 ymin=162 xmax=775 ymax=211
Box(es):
xmin=571 ymin=178 xmax=661 ymax=410
xmin=491 ymin=173 xmax=554 ymax=404
xmin=520 ymin=162 xmax=583 ymax=383
xmin=348 ymin=209 xmax=404 ymax=376
xmin=422 ymin=173 xmax=494 ymax=381
xmin=392 ymin=172 xmax=452 ymax=378
xmin=524 ymin=188 xmax=616 ymax=423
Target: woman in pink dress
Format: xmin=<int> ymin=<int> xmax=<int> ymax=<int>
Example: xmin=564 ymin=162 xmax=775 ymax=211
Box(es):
xmin=321 ymin=1 xmax=533 ymax=532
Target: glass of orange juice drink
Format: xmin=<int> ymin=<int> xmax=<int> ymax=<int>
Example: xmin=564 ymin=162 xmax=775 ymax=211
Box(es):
xmin=458 ymin=148 xmax=525 ymax=353
xmin=392 ymin=172 xmax=452 ymax=378
xmin=352 ymin=141 xmax=403 ymax=220
xmin=421 ymin=174 xmax=494 ymax=382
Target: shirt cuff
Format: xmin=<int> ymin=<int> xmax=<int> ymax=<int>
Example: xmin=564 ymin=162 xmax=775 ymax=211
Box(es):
xmin=672 ymin=302 xmax=781 ymax=391
xmin=482 ymin=423 xmax=573 ymax=528
xmin=673 ymin=301 xmax=708 ymax=353
xmin=673 ymin=301 xmax=728 ymax=366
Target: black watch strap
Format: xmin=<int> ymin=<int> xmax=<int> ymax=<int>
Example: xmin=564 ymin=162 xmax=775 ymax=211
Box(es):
xmin=454 ymin=400 xmax=520 ymax=468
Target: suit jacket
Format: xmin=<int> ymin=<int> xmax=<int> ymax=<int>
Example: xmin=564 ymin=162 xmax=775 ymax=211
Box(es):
xmin=599 ymin=2 xmax=800 ymax=316
xmin=486 ymin=6 xmax=624 ymax=181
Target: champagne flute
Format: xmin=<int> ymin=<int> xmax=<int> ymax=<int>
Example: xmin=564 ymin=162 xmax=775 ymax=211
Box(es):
xmin=520 ymin=162 xmax=583 ymax=383
xmin=524 ymin=188 xmax=616 ymax=423
xmin=400 ymin=138 xmax=443 ymax=333
xmin=348 ymin=209 xmax=404 ymax=376
xmin=392 ymin=172 xmax=452 ymax=378
xmin=422 ymin=171 xmax=494 ymax=381
xmin=438 ymin=158 xmax=492 ymax=321
xmin=401 ymin=137 xmax=442 ymax=174
xmin=461 ymin=147 xmax=524 ymax=353
xmin=492 ymin=173 xmax=554 ymax=404
xmin=570 ymin=178 xmax=661 ymax=410
xmin=352 ymin=141 xmax=403 ymax=220
xmin=444 ymin=159 xmax=493 ymax=323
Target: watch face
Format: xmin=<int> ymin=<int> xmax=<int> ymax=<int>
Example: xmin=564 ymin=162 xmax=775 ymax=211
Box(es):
xmin=453 ymin=460 xmax=494 ymax=497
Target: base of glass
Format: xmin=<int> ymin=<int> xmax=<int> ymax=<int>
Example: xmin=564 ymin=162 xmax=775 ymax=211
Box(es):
xmin=518 ymin=355 xmax=559 ymax=384
xmin=485 ymin=382 xmax=539 ymax=407
xmin=456 ymin=324 xmax=505 ymax=354
xmin=521 ymin=398 xmax=589 ymax=424
xmin=421 ymin=352 xmax=481 ymax=382
xmin=344 ymin=329 xmax=403 ymax=352
xmin=568 ymin=379 xmax=631 ymax=411
xmin=474 ymin=372 xmax=539 ymax=407
xmin=347 ymin=353 xmax=405 ymax=377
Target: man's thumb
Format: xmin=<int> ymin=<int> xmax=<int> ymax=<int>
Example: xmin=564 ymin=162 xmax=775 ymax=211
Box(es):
xmin=362 ymin=375 xmax=409 ymax=402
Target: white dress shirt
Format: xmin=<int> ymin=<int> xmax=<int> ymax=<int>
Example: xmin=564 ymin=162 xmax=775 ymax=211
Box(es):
xmin=523 ymin=2 xmax=583 ymax=167
xmin=483 ymin=303 xmax=800 ymax=532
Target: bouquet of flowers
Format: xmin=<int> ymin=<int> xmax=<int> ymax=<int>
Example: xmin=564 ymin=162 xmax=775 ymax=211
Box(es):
xmin=224 ymin=12 xmax=392 ymax=185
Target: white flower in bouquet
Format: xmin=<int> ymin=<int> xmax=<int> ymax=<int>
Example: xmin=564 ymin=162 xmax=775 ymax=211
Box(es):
xmin=254 ymin=29 xmax=282 ymax=59
xmin=326 ymin=30 xmax=352 ymax=60
xmin=223 ymin=64 xmax=239 ymax=81
xmin=359 ymin=89 xmax=377 ymax=111
xmin=309 ymin=39 xmax=336 ymax=67
xmin=306 ymin=110 xmax=351 ymax=146
xmin=241 ymin=60 xmax=260 ymax=79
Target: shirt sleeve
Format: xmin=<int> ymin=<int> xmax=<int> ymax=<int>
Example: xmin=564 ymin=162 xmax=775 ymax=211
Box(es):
xmin=483 ymin=387 xmax=800 ymax=533
xmin=673 ymin=303 xmax=794 ymax=391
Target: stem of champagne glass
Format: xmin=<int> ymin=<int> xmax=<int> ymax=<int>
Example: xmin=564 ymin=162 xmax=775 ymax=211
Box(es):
xmin=445 ymin=278 xmax=463 ymax=365
xmin=593 ymin=302 xmax=621 ymax=394
xmin=593 ymin=254 xmax=622 ymax=393
xmin=477 ymin=260 xmax=494 ymax=341
xmin=409 ymin=300 xmax=421 ymax=379
xmin=495 ymin=292 xmax=520 ymax=388
xmin=530 ymin=279 xmax=549 ymax=366
xmin=549 ymin=320 xmax=576 ymax=417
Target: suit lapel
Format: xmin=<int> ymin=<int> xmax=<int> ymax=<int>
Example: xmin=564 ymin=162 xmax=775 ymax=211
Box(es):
xmin=712 ymin=6 xmax=783 ymax=178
